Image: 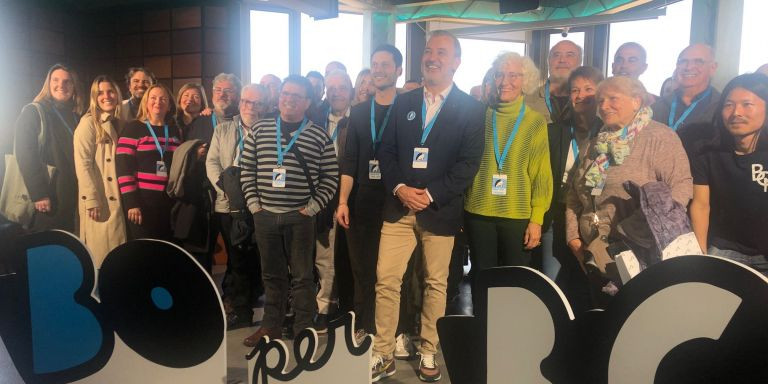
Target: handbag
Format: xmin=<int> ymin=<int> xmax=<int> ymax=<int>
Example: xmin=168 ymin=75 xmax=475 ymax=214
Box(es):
xmin=0 ymin=103 xmax=56 ymax=228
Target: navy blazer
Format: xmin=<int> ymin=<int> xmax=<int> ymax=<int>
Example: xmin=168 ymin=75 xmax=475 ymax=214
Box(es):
xmin=378 ymin=85 xmax=485 ymax=235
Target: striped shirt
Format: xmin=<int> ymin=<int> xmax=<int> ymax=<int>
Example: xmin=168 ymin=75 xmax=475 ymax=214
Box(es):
xmin=240 ymin=117 xmax=338 ymax=215
xmin=116 ymin=120 xmax=181 ymax=209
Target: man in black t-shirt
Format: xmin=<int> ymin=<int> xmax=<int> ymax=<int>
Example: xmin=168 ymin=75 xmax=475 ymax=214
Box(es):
xmin=690 ymin=73 xmax=768 ymax=275
xmin=336 ymin=45 xmax=403 ymax=345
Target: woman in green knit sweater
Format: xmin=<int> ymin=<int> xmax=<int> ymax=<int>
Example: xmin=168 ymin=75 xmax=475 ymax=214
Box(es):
xmin=465 ymin=52 xmax=553 ymax=274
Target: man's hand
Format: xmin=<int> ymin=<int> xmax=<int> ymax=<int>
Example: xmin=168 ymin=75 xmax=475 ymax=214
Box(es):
xmin=199 ymin=108 xmax=213 ymax=117
xmin=127 ymin=208 xmax=142 ymax=225
xmin=34 ymin=198 xmax=51 ymax=213
xmin=299 ymin=207 xmax=311 ymax=216
xmin=396 ymin=186 xmax=430 ymax=211
xmin=196 ymin=143 xmax=208 ymax=160
xmin=524 ymin=222 xmax=542 ymax=250
xmin=336 ymin=202 xmax=350 ymax=229
xmin=87 ymin=207 xmax=101 ymax=220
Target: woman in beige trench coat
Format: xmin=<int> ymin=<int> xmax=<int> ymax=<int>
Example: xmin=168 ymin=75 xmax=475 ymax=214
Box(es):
xmin=74 ymin=75 xmax=127 ymax=267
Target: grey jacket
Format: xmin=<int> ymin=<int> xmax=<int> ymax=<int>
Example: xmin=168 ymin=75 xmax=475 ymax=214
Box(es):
xmin=206 ymin=115 xmax=249 ymax=213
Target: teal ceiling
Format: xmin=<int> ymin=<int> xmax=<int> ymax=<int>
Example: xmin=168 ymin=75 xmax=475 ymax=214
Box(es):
xmin=395 ymin=0 xmax=641 ymax=23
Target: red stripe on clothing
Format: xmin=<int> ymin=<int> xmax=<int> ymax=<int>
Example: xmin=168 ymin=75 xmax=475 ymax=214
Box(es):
xmin=116 ymin=147 xmax=136 ymax=155
xmin=118 ymin=137 xmax=139 ymax=146
xmin=137 ymin=182 xmax=166 ymax=191
xmin=118 ymin=176 xmax=135 ymax=183
xmin=120 ymin=185 xmax=137 ymax=193
xmin=137 ymin=172 xmax=168 ymax=181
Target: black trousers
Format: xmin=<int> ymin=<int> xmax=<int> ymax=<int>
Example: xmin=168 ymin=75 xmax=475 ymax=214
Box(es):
xmin=217 ymin=213 xmax=261 ymax=318
xmin=253 ymin=210 xmax=317 ymax=332
xmin=465 ymin=211 xmax=530 ymax=313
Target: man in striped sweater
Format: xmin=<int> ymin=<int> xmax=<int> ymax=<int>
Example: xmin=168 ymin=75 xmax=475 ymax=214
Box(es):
xmin=240 ymin=75 xmax=339 ymax=346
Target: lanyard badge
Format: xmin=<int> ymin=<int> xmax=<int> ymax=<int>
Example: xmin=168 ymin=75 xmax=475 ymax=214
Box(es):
xmin=490 ymin=101 xmax=526 ymax=195
xmin=414 ymin=94 xmax=446 ymax=169
xmin=273 ymin=117 xmax=308 ymax=187
xmin=145 ymin=121 xmax=169 ymax=176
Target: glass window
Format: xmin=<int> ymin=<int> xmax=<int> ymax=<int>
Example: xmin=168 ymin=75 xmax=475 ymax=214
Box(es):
xmin=608 ymin=0 xmax=692 ymax=95
xmin=739 ymin=0 xmax=768 ymax=74
xmin=250 ymin=10 xmax=290 ymax=81
xmin=454 ymin=38 xmax=526 ymax=93
xmin=395 ymin=23 xmax=408 ymax=87
xmin=301 ymin=12 xmax=364 ymax=79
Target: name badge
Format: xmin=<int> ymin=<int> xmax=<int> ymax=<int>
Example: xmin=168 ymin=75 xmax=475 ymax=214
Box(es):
xmin=156 ymin=160 xmax=167 ymax=177
xmin=412 ymin=147 xmax=429 ymax=169
xmin=491 ymin=174 xmax=507 ymax=196
xmin=368 ymin=160 xmax=381 ymax=180
xmin=272 ymin=168 xmax=286 ymax=188
xmin=561 ymin=170 xmax=570 ymax=186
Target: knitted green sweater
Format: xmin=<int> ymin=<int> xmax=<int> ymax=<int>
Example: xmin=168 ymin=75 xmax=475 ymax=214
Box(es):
xmin=464 ymin=96 xmax=553 ymax=224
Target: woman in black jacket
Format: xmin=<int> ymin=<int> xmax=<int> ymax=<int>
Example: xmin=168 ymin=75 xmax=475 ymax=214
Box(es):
xmin=14 ymin=63 xmax=84 ymax=232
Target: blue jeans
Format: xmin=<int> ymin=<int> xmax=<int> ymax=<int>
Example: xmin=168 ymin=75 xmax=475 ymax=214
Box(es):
xmin=708 ymin=245 xmax=768 ymax=277
xmin=540 ymin=226 xmax=561 ymax=280
xmin=253 ymin=210 xmax=317 ymax=332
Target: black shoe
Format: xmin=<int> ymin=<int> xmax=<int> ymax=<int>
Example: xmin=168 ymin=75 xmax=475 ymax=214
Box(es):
xmin=227 ymin=313 xmax=252 ymax=330
xmin=314 ymin=313 xmax=328 ymax=334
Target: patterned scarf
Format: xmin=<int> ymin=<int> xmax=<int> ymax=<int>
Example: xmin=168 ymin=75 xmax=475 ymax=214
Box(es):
xmin=585 ymin=106 xmax=653 ymax=192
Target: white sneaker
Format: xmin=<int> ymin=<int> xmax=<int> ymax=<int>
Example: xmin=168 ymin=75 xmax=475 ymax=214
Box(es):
xmin=418 ymin=352 xmax=441 ymax=382
xmin=354 ymin=329 xmax=368 ymax=346
xmin=394 ymin=333 xmax=413 ymax=360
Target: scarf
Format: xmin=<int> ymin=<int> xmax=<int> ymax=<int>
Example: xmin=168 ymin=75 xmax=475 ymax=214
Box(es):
xmin=584 ymin=106 xmax=653 ymax=192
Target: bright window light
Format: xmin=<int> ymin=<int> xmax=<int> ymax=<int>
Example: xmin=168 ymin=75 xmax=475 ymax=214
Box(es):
xmin=395 ymin=22 xmax=408 ymax=87
xmin=301 ymin=13 xmax=364 ymax=79
xmin=454 ymin=38 xmax=526 ymax=93
xmin=250 ymin=10 xmax=290 ymax=81
xmin=739 ymin=0 xmax=768 ymax=74
xmin=608 ymin=0 xmax=692 ymax=95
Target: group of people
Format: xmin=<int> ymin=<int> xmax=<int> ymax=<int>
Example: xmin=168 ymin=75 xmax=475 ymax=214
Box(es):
xmin=5 ymin=28 xmax=768 ymax=383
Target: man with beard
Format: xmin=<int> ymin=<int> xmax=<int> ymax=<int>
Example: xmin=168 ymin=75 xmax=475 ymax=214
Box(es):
xmin=527 ymin=40 xmax=582 ymax=124
xmin=120 ymin=67 xmax=156 ymax=121
xmin=337 ymin=44 xmax=405 ymax=344
xmin=187 ymin=73 xmax=242 ymax=145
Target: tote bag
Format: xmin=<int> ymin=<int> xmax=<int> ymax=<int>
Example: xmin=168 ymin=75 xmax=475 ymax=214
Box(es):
xmin=0 ymin=103 xmax=56 ymax=228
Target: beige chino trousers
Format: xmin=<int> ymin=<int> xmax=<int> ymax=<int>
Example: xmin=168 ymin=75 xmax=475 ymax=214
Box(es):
xmin=373 ymin=212 xmax=454 ymax=356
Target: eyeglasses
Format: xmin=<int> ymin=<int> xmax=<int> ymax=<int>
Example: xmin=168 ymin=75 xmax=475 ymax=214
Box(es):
xmin=280 ymin=91 xmax=307 ymax=100
xmin=494 ymin=72 xmax=524 ymax=81
xmin=213 ymin=87 xmax=236 ymax=95
xmin=676 ymin=58 xmax=710 ymax=67
xmin=241 ymin=99 xmax=265 ymax=108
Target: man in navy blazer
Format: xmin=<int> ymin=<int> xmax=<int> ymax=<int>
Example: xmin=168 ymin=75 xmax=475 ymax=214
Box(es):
xmin=370 ymin=30 xmax=484 ymax=383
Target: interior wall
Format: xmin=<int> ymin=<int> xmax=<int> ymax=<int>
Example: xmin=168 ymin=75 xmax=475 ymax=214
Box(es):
xmin=0 ymin=1 xmax=241 ymax=156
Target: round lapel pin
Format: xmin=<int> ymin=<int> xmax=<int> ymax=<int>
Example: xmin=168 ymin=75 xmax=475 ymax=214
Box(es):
xmin=407 ymin=111 xmax=416 ymax=121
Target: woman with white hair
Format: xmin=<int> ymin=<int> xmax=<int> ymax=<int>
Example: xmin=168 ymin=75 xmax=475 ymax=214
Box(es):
xmin=464 ymin=52 xmax=553 ymax=277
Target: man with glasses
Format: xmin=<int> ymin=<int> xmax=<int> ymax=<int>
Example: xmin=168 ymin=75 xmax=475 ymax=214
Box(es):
xmin=240 ymin=75 xmax=338 ymax=346
xmin=188 ymin=73 xmax=242 ymax=145
xmin=121 ymin=67 xmax=156 ymax=121
xmin=312 ymin=69 xmax=353 ymax=332
xmin=652 ymin=43 xmax=721 ymax=155
xmin=206 ymin=84 xmax=268 ymax=329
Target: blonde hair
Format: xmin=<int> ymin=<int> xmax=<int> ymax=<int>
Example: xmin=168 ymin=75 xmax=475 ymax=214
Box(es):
xmin=488 ymin=52 xmax=541 ymax=107
xmin=175 ymin=83 xmax=209 ymax=122
xmin=87 ymin=75 xmax=123 ymax=142
xmin=33 ymin=63 xmax=85 ymax=114
xmin=136 ymin=84 xmax=175 ymax=123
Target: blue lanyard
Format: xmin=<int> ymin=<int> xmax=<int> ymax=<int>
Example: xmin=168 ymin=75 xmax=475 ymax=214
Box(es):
xmin=211 ymin=113 xmax=218 ymax=129
xmin=492 ymin=101 xmax=526 ymax=171
xmin=668 ymin=88 xmax=712 ymax=131
xmin=144 ymin=121 xmax=169 ymax=160
xmin=237 ymin=122 xmax=247 ymax=151
xmin=570 ymin=125 xmax=595 ymax=167
xmin=370 ymin=96 xmax=396 ymax=153
xmin=275 ymin=117 xmax=308 ymax=167
xmin=52 ymin=107 xmax=74 ymax=136
xmin=420 ymin=95 xmax=447 ymax=146
xmin=544 ymin=80 xmax=553 ymax=115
